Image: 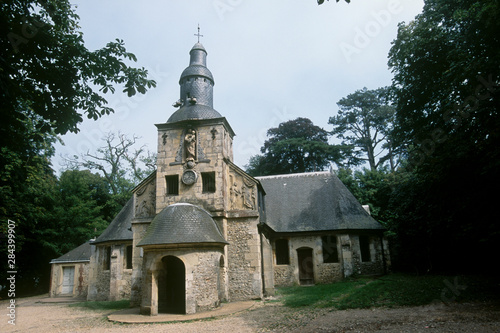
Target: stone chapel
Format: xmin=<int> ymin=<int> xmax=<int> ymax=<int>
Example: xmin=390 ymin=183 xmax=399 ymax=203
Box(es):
xmin=49 ymin=41 xmax=390 ymax=315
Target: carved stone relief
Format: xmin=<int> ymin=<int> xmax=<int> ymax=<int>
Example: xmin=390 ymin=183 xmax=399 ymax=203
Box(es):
xmin=135 ymin=179 xmax=156 ymax=218
xmin=229 ymin=174 xmax=256 ymax=210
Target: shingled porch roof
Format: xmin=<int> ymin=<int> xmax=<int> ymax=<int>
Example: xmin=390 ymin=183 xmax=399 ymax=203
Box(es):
xmin=137 ymin=203 xmax=227 ymax=247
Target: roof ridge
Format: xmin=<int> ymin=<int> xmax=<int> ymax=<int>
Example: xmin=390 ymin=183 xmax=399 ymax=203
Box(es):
xmin=256 ymin=171 xmax=330 ymax=180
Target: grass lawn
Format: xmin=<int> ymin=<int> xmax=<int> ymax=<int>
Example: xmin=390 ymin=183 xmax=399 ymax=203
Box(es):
xmin=277 ymin=273 xmax=498 ymax=310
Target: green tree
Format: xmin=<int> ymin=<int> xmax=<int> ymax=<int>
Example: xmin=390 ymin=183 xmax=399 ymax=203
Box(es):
xmin=0 ymin=112 xmax=60 ymax=296
xmin=0 ymin=0 xmax=155 ymax=295
xmin=387 ymin=0 xmax=500 ymax=273
xmin=336 ymin=167 xmax=397 ymax=224
xmin=246 ymin=117 xmax=345 ymax=176
xmin=46 ymin=170 xmax=114 ymax=254
xmin=1 ymin=0 xmax=156 ymax=141
xmin=64 ymin=132 xmax=156 ymax=208
xmin=329 ymin=87 xmax=398 ymax=171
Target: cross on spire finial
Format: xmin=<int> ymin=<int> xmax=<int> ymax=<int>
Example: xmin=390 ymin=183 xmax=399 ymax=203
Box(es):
xmin=194 ymin=24 xmax=203 ymax=43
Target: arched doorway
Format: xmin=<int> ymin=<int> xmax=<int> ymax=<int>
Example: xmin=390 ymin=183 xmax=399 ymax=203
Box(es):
xmin=297 ymin=248 xmax=314 ymax=285
xmin=158 ymin=256 xmax=185 ymax=314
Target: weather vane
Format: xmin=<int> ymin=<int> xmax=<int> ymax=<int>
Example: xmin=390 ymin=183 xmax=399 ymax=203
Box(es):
xmin=194 ymin=24 xmax=203 ymax=43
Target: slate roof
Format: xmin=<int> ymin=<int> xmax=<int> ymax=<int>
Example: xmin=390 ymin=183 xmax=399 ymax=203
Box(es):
xmin=93 ymin=197 xmax=134 ymax=244
xmin=257 ymin=171 xmax=385 ymax=233
xmin=50 ymin=241 xmax=91 ymax=264
xmin=179 ymin=42 xmax=214 ymax=83
xmin=138 ymin=203 xmax=227 ymax=247
xmin=167 ymin=105 xmax=222 ymax=123
xmin=180 ymin=64 xmax=214 ymax=83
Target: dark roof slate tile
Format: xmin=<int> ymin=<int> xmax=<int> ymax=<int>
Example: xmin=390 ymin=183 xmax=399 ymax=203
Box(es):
xmin=257 ymin=171 xmax=385 ymax=233
xmin=50 ymin=241 xmax=91 ymax=264
xmin=93 ymin=197 xmax=134 ymax=244
xmin=138 ymin=203 xmax=227 ymax=247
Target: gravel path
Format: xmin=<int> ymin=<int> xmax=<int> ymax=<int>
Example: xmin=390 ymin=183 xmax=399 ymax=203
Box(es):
xmin=1 ymin=295 xmax=499 ymax=332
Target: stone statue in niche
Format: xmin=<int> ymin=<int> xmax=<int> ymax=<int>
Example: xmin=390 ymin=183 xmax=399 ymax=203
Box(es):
xmin=184 ymin=129 xmax=196 ymax=162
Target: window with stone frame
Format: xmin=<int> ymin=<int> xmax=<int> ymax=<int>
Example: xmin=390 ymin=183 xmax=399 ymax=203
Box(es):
xmin=165 ymin=175 xmax=179 ymax=195
xmin=359 ymin=235 xmax=371 ymax=262
xmin=125 ymin=245 xmax=133 ymax=269
xmin=202 ymin=172 xmax=216 ymax=193
xmin=322 ymin=235 xmax=339 ymax=263
xmin=104 ymin=246 xmax=111 ymax=270
xmin=275 ymin=239 xmax=290 ymax=265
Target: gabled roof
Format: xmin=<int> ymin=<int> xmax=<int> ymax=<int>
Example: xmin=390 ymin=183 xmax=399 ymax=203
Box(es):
xmin=50 ymin=241 xmax=91 ymax=264
xmin=131 ymin=171 xmax=156 ymax=194
xmin=224 ymin=157 xmax=265 ymax=194
xmin=257 ymin=171 xmax=385 ymax=233
xmin=138 ymin=203 xmax=227 ymax=247
xmin=93 ymin=197 xmax=134 ymax=244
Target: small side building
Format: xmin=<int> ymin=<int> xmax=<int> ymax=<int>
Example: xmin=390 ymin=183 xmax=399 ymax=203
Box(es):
xmin=49 ymin=241 xmax=92 ymax=298
xmin=258 ymin=172 xmax=390 ymax=293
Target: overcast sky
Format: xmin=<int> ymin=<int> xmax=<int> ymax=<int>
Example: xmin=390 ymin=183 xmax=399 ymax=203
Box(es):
xmin=53 ymin=0 xmax=425 ymax=171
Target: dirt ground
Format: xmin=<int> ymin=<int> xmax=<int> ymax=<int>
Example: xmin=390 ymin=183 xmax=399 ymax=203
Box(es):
xmin=1 ymin=295 xmax=499 ymax=333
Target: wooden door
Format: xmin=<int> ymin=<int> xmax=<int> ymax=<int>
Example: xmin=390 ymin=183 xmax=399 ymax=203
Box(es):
xmin=61 ymin=266 xmax=75 ymax=294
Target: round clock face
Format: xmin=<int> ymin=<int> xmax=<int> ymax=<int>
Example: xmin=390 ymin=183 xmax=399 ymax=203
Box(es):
xmin=182 ymin=170 xmax=197 ymax=185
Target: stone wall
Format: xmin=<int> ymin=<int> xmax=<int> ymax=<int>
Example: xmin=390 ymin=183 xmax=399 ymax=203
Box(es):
xmin=226 ymin=217 xmax=262 ymax=301
xmin=352 ymin=234 xmax=386 ymax=276
xmin=189 ymin=250 xmax=224 ymax=312
xmin=273 ymin=264 xmax=295 ymax=286
xmin=87 ymin=243 xmax=133 ymax=301
xmin=271 ymin=234 xmax=386 ymax=287
xmin=130 ymin=220 xmax=149 ymax=306
xmin=260 ymin=233 xmax=275 ymax=295
xmin=316 ymin=263 xmax=343 ymax=283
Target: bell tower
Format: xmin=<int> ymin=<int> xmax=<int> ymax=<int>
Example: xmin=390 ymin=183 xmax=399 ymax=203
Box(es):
xmin=155 ymin=38 xmax=235 ymax=214
xmin=133 ymin=31 xmax=264 ymax=309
